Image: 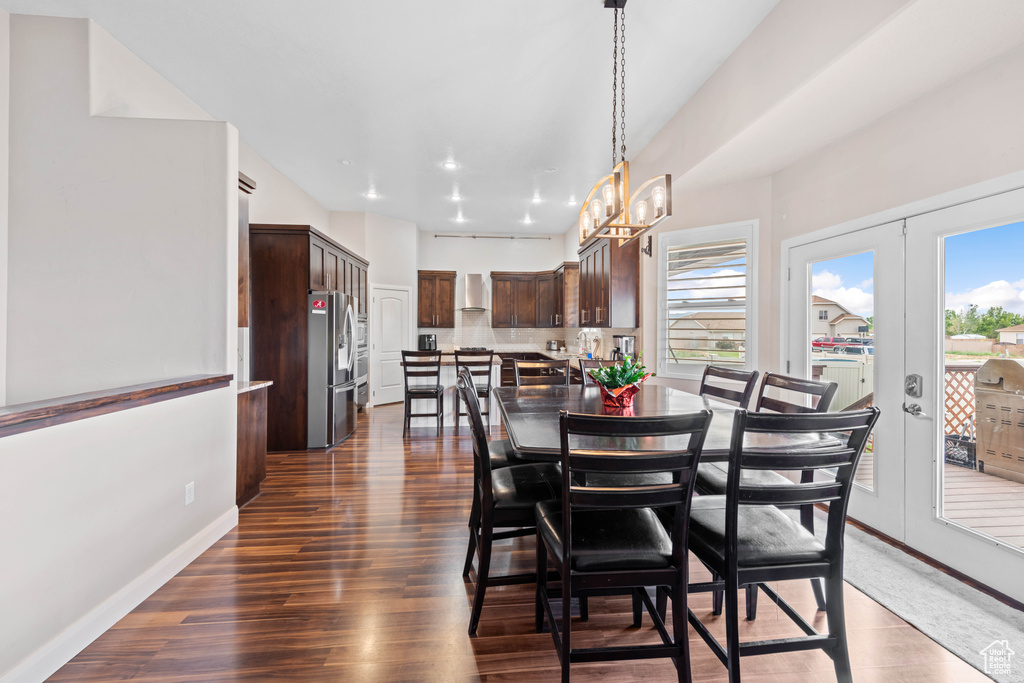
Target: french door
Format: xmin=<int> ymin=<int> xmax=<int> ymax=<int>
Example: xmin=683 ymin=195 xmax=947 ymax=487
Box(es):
xmin=786 ymin=221 xmax=906 ymax=540
xmin=786 ymin=189 xmax=1024 ymax=603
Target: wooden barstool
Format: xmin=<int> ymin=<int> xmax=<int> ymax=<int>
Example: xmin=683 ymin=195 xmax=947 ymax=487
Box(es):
xmin=401 ymin=350 xmax=444 ymax=437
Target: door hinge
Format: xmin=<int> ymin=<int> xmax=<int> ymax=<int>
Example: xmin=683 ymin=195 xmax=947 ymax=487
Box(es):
xmin=901 ymin=222 xmax=907 ymax=236
xmin=787 ymin=268 xmax=791 ymax=281
xmin=786 ymin=360 xmax=790 ymax=373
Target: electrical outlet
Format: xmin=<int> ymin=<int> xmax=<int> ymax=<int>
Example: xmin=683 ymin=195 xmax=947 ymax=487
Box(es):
xmin=185 ymin=481 xmax=195 ymax=506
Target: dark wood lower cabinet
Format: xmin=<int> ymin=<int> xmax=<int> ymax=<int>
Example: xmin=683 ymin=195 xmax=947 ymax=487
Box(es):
xmin=237 ymin=383 xmax=269 ymax=507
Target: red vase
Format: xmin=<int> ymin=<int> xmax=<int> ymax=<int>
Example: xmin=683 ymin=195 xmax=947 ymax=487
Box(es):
xmin=595 ymin=373 xmax=652 ymax=410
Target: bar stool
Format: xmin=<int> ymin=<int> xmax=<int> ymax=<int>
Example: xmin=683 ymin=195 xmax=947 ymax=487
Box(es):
xmin=401 ymin=350 xmax=444 ymax=437
xmin=454 ymin=349 xmax=495 ymax=433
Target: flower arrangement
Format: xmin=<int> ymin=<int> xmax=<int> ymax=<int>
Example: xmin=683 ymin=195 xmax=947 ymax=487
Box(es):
xmin=588 ymin=355 xmax=653 ymax=409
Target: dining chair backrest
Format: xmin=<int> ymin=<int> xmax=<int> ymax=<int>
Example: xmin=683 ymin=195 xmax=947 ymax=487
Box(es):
xmin=514 ymin=359 xmax=570 ymax=386
xmin=455 ymin=350 xmax=495 ymax=392
xmin=579 ymin=359 xmax=617 ymax=385
xmin=402 ymin=350 xmax=442 ymax=390
xmin=457 ymin=368 xmax=495 ymax=496
xmin=698 ymin=365 xmax=760 ymax=408
xmin=754 ymin=372 xmax=838 ymax=414
xmin=725 ymin=408 xmax=879 ymax=557
xmin=559 ymin=410 xmax=712 ymax=513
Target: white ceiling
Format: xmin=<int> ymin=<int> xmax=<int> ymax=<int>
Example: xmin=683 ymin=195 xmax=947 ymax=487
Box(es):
xmin=0 ymin=0 xmax=779 ymax=235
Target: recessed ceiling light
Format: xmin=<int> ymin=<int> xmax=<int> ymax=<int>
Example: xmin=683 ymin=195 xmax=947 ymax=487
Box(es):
xmin=545 ymin=167 xmax=557 ymax=173
xmin=450 ymin=184 xmax=462 ymax=201
xmin=441 ymin=159 xmax=460 ymax=171
xmin=454 ymin=213 xmax=466 ymax=223
xmin=364 ymin=189 xmax=380 ymax=199
xmin=567 ymin=195 xmax=578 ymax=206
xmin=522 ymin=215 xmax=534 ymax=225
xmin=339 ymin=159 xmax=353 ymax=166
xmin=532 ymin=193 xmax=543 ymax=204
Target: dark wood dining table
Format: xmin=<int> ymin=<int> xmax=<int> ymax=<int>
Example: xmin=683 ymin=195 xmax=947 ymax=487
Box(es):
xmin=493 ymin=383 xmax=832 ymax=461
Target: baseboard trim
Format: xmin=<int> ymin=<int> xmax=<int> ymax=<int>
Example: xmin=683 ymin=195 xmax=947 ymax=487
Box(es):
xmin=1 ymin=506 xmax=238 ymax=683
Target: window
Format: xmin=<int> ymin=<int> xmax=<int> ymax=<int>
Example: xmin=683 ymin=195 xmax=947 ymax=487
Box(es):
xmin=657 ymin=221 xmax=757 ymax=379
xmin=1017 ymin=333 xmax=1023 ymax=345
xmin=819 ymin=310 xmax=829 ymax=320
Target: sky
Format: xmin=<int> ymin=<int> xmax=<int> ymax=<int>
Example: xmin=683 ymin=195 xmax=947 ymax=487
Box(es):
xmin=810 ymin=220 xmax=1024 ymax=317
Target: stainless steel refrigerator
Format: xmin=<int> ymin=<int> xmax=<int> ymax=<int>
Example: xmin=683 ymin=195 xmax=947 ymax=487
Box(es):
xmin=307 ymin=291 xmax=360 ymax=448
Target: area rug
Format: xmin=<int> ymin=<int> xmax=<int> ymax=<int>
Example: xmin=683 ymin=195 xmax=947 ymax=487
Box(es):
xmin=835 ymin=519 xmax=1024 ymax=682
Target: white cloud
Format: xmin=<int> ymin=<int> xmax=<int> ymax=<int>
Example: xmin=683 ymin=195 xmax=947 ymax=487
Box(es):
xmin=859 ymin=278 xmax=874 ymax=290
xmin=812 ymin=270 xmax=842 ymax=290
xmin=669 ymin=268 xmax=746 ymax=301
xmin=945 ymin=280 xmax=1024 ymax=314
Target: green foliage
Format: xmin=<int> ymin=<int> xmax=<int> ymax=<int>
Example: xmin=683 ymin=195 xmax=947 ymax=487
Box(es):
xmin=976 ymin=306 xmax=1024 ymax=338
xmin=588 ymin=355 xmax=652 ymax=389
xmin=715 ymin=340 xmax=737 ymax=350
xmin=945 ymin=304 xmax=981 ymax=336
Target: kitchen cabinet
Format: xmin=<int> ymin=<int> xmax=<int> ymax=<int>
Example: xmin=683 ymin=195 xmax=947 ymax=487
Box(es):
xmin=536 ymin=273 xmax=556 ymax=328
xmin=553 ymin=262 xmax=579 ymax=328
xmin=237 ymin=381 xmax=270 ymax=507
xmin=491 ymin=273 xmax=536 ymax=328
xmin=249 ymin=224 xmax=369 ymax=451
xmin=579 ymin=238 xmax=638 ymax=328
xmin=418 ymin=270 xmax=456 ymax=328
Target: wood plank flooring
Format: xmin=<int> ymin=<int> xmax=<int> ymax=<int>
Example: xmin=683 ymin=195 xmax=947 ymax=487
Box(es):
xmin=944 ymin=463 xmax=1024 ymax=548
xmin=50 ymin=404 xmax=989 ymax=681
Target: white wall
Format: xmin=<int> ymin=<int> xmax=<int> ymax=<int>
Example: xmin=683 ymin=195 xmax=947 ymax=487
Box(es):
xmin=0 ymin=9 xmax=9 ymax=407
xmin=7 ymin=16 xmax=236 ymax=402
xmin=0 ymin=389 xmax=237 ymax=682
xmin=367 ymin=213 xmax=419 ymax=290
xmin=240 ymin=142 xmax=330 ymax=230
xmin=328 ymin=211 xmax=367 ymax=260
xmin=1 ymin=16 xmax=238 ymax=680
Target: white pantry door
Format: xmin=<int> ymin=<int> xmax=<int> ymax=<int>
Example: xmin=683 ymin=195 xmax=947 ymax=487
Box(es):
xmin=370 ymin=285 xmax=411 ymax=406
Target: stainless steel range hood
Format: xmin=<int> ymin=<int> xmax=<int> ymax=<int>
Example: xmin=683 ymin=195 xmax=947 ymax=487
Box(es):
xmin=461 ymin=273 xmax=486 ymax=310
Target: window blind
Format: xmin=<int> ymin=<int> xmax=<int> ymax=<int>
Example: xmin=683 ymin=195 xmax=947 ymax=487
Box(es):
xmin=664 ymin=239 xmax=747 ymax=370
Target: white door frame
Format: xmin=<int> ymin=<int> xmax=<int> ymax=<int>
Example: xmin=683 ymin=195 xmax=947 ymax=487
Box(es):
xmin=786 ymin=221 xmax=906 ymax=540
xmin=368 ymin=283 xmax=415 ymax=408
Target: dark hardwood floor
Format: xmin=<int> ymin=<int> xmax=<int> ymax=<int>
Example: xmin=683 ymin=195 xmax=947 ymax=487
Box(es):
xmin=50 ymin=405 xmax=987 ymax=681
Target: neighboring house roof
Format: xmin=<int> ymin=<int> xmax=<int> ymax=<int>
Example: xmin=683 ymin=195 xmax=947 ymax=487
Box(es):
xmin=811 ymin=295 xmax=836 ymax=305
xmin=997 ymin=324 xmax=1024 ymax=332
xmin=951 ymin=334 xmax=988 ymax=339
xmin=669 ymin=311 xmax=744 ymax=331
xmin=829 ymin=313 xmax=866 ymax=325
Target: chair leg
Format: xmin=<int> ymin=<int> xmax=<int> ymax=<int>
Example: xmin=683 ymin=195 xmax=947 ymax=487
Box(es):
xmin=403 ymin=395 xmax=410 ymax=437
xmin=656 ymin=585 xmax=668 ymax=623
xmin=825 ymin=573 xmax=853 ymax=683
xmin=536 ymin=531 xmax=548 ymax=633
xmin=463 ymin=492 xmax=480 ymax=577
xmin=798 ymin=502 xmax=827 ymax=611
xmin=632 ymin=588 xmax=643 ymax=628
xmin=454 ymin=392 xmax=461 ymax=434
xmin=468 ymin=517 xmax=493 ymax=636
xmin=724 ymin=572 xmax=742 ymax=683
xmin=745 ymin=584 xmax=758 ymax=620
xmin=672 ymin=582 xmax=692 ymax=683
xmin=579 ymin=595 xmax=589 ymax=622
xmin=437 ymin=395 xmax=443 ymax=437
xmin=561 ymin=559 xmax=572 ymax=683
xmin=711 ymin=570 xmax=723 ymax=616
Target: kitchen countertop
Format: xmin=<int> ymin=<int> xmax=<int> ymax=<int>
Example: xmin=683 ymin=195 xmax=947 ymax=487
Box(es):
xmin=237 ymin=380 xmax=274 ymax=394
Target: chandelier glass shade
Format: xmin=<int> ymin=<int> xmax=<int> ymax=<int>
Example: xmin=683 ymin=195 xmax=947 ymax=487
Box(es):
xmin=578 ymin=1 xmax=672 ymax=248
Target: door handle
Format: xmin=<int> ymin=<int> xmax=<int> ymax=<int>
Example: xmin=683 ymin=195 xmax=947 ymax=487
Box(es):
xmin=902 ymin=402 xmax=929 ymax=418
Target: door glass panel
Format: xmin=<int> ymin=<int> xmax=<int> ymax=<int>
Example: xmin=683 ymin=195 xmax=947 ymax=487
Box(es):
xmin=810 ymin=252 xmax=876 ymax=489
xmin=941 ymin=221 xmax=1024 ymax=548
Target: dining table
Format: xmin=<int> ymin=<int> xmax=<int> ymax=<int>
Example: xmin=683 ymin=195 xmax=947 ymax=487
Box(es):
xmin=493 ymin=383 xmax=834 ymax=461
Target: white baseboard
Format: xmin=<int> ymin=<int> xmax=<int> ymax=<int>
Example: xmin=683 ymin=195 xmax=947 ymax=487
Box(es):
xmin=1 ymin=506 xmax=238 ymax=683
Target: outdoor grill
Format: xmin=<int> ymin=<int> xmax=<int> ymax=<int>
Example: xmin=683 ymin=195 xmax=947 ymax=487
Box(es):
xmin=975 ymin=358 xmax=1024 ymax=484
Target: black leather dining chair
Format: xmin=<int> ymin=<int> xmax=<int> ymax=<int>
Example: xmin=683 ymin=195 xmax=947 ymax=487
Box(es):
xmin=535 ymin=409 xmax=712 ymax=682
xmin=401 ymin=350 xmax=444 ymax=437
xmin=697 ymin=365 xmax=760 ymax=409
xmin=514 ymin=359 xmax=570 ymax=386
xmin=695 ymin=372 xmax=839 ymax=618
xmin=457 ymin=369 xmax=562 ymax=637
xmin=578 ymin=358 xmax=616 ymax=385
xmin=687 ymin=408 xmax=879 ymax=683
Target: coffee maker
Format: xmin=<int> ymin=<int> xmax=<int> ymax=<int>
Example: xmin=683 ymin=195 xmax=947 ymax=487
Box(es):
xmin=418 ymin=333 xmax=437 ymax=351
xmin=611 ymin=335 xmax=636 ymax=361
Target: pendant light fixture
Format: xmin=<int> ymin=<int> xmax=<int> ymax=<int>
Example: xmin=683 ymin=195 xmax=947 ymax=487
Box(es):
xmin=578 ymin=0 xmax=671 ymax=247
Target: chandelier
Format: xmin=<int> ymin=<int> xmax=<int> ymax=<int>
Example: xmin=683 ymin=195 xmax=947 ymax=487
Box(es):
xmin=578 ymin=0 xmax=672 ymax=248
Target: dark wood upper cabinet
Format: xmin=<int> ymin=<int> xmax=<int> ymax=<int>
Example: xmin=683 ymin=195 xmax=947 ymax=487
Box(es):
xmin=553 ymin=262 xmax=579 ymax=328
xmin=417 ymin=270 xmax=456 ymax=328
xmin=491 ymin=276 xmax=514 ymax=327
xmin=579 ymin=238 xmax=638 ymax=328
xmin=536 ymin=273 xmax=556 ymax=328
xmin=491 ymin=273 xmax=537 ymax=328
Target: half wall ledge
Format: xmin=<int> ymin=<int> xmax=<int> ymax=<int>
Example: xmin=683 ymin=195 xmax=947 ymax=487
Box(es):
xmin=0 ymin=374 xmax=234 ymax=439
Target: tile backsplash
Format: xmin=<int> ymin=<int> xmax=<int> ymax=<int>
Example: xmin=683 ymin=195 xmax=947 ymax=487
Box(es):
xmin=420 ymin=310 xmax=638 ymax=358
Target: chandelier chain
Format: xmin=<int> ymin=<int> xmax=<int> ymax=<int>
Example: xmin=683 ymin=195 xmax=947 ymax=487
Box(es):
xmin=619 ymin=6 xmax=627 ymax=165
xmin=611 ymin=8 xmax=619 ymax=170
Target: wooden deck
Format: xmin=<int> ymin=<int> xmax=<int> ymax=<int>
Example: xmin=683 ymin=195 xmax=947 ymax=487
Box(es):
xmin=47 ymin=404 xmax=989 ymax=682
xmin=944 ymin=463 xmax=1024 ymax=548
